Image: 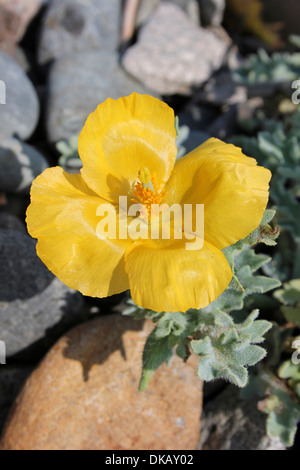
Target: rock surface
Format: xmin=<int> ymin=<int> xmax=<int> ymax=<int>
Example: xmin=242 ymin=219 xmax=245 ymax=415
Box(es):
xmin=38 ymin=0 xmax=121 ymax=65
xmin=0 ymin=51 xmax=39 ymax=140
xmin=2 ymin=193 xmax=30 ymax=221
xmin=0 ymin=230 xmax=85 ymax=360
xmin=137 ymin=0 xmax=200 ymax=27
xmin=195 ymin=71 xmax=247 ymax=106
xmin=198 ymin=385 xmax=286 ymax=450
xmin=12 ymin=46 xmax=30 ymax=73
xmin=0 ymin=315 xmax=203 ymax=450
xmin=176 ymin=127 xmax=211 ymax=158
xmin=0 ymin=212 xmax=26 ymax=232
xmin=0 ymin=230 xmax=53 ymax=302
xmin=122 ymin=2 xmax=227 ymax=95
xmin=207 ymin=105 xmax=238 ymax=140
xmin=178 ymin=104 xmax=219 ymax=131
xmin=46 ymin=51 xmax=157 ymax=142
xmin=0 ymin=139 xmax=48 ymax=195
xmin=0 ymin=0 xmax=42 ymax=54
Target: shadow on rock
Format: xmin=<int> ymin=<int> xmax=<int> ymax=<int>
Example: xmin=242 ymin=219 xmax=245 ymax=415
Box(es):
xmin=62 ymin=314 xmax=145 ymax=382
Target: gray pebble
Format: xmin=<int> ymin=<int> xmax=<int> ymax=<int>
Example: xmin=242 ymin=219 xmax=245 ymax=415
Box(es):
xmin=0 ymin=212 xmax=26 ymax=233
xmin=38 ymin=0 xmax=121 ymax=65
xmin=0 ymin=139 xmax=49 ymax=195
xmin=195 ymin=71 xmax=247 ymax=107
xmin=46 ymin=50 xmax=157 ymax=142
xmin=0 ymin=51 xmax=39 ymax=140
xmin=0 ymin=230 xmax=85 ymax=360
xmin=198 ymin=385 xmax=286 ymax=450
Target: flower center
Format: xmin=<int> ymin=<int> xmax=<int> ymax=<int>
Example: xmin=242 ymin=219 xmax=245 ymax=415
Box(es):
xmin=131 ymin=168 xmax=167 ymax=218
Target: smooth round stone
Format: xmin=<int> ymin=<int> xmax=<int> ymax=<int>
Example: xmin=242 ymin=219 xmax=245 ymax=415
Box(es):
xmin=0 ymin=315 xmax=203 ymax=450
xmin=46 ymin=51 xmax=157 ymax=142
xmin=0 ymin=51 xmax=39 ymax=140
xmin=38 ymin=0 xmax=121 ymax=65
xmin=0 ymin=139 xmax=48 ymax=195
xmin=0 ymin=230 xmax=85 ymax=360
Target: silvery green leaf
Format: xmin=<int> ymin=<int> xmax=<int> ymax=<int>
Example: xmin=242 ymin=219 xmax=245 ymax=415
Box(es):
xmin=139 ymin=329 xmax=173 ymax=392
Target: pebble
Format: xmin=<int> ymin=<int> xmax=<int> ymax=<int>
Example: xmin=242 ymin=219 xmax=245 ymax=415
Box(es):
xmin=177 ymin=129 xmax=211 ymax=158
xmin=207 ymin=105 xmax=238 ymax=140
xmin=0 ymin=212 xmax=26 ymax=232
xmin=122 ymin=3 xmax=227 ymax=95
xmin=0 ymin=139 xmax=48 ymax=195
xmin=0 ymin=50 xmax=39 ymax=140
xmin=46 ymin=50 xmax=157 ymax=142
xmin=137 ymin=0 xmax=200 ymax=27
xmin=38 ymin=0 xmax=121 ymax=65
xmin=198 ymin=385 xmax=286 ymax=450
xmin=0 ymin=230 xmax=85 ymax=360
xmin=0 ymin=315 xmax=203 ymax=450
xmin=195 ymin=71 xmax=247 ymax=107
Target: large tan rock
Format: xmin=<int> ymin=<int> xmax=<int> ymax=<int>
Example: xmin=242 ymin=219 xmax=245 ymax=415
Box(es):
xmin=0 ymin=314 xmax=202 ymax=450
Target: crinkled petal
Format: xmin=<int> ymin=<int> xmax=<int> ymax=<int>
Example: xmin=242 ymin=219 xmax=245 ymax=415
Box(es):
xmin=125 ymin=239 xmax=233 ymax=313
xmin=26 ymin=167 xmax=132 ymax=297
xmin=165 ymin=138 xmax=271 ymax=250
xmin=79 ymin=93 xmax=177 ymax=202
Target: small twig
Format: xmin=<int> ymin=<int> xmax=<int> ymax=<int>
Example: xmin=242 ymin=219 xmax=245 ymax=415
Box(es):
xmin=121 ymin=0 xmax=141 ymax=43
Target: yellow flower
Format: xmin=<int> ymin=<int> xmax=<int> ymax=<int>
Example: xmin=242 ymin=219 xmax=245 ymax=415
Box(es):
xmin=26 ymin=93 xmax=271 ymax=313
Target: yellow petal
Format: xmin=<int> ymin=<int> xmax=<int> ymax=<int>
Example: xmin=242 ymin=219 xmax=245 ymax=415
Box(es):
xmin=124 ymin=239 xmax=233 ymax=313
xmin=166 ymin=138 xmax=271 ymax=250
xmin=79 ymin=93 xmax=178 ymax=202
xmin=26 ymin=167 xmax=132 ymax=297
